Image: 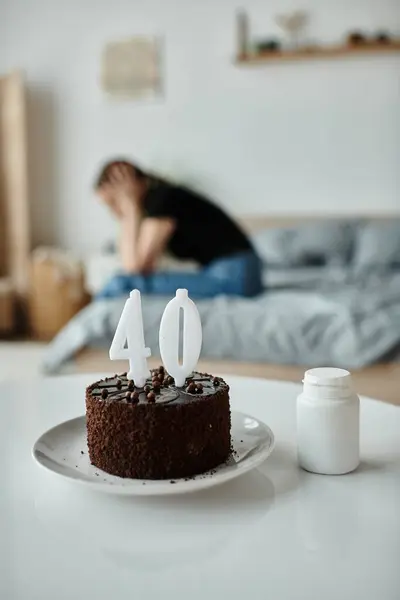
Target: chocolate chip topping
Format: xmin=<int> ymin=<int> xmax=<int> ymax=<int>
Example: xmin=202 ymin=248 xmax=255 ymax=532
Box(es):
xmin=89 ymin=368 xmax=228 ymax=406
xmin=101 ymin=388 xmax=109 ymax=399
xmin=147 ymin=391 xmax=156 ymax=402
xmin=130 ymin=392 xmax=139 ymax=404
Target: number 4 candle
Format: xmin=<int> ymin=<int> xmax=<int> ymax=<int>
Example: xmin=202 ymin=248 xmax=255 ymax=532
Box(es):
xmin=109 ymin=289 xmax=202 ymax=389
xmin=109 ymin=289 xmax=151 ymax=388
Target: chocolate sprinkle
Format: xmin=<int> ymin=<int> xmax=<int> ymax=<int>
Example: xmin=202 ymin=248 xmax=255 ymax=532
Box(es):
xmin=101 ymin=388 xmax=109 ymax=399
xmin=186 ymin=382 xmax=196 ymax=394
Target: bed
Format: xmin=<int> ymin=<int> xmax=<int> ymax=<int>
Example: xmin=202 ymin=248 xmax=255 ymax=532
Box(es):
xmin=42 ymin=215 xmax=400 ymax=405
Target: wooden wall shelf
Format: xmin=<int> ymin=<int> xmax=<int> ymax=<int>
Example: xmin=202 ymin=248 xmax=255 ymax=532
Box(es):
xmin=236 ymin=42 xmax=400 ymax=65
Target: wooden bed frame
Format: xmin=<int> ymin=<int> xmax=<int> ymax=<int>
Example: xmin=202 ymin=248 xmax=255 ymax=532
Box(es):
xmin=73 ymin=215 xmax=400 ymax=406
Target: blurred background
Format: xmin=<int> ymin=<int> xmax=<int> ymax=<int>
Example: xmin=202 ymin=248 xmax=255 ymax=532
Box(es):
xmin=0 ymin=0 xmax=399 ymax=401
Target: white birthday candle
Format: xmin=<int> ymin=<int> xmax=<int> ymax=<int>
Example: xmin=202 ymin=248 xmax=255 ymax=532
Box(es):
xmin=109 ymin=289 xmax=151 ymax=388
xmin=159 ymin=289 xmax=202 ymax=387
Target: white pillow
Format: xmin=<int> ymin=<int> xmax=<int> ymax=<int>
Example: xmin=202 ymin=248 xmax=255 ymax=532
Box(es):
xmin=252 ymin=222 xmax=355 ymax=267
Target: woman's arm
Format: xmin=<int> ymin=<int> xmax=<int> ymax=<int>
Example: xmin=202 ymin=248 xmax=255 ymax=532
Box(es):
xmin=121 ymin=214 xmax=175 ymax=274
xmin=97 ymin=163 xmax=175 ymax=273
xmin=119 ymin=201 xmax=143 ymax=272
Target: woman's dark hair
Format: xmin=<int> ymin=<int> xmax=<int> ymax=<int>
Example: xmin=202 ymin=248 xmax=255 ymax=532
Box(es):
xmin=95 ymin=159 xmax=147 ymax=189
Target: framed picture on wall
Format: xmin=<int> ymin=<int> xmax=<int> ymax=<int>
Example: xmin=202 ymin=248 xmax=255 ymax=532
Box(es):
xmin=100 ymin=35 xmax=162 ymax=100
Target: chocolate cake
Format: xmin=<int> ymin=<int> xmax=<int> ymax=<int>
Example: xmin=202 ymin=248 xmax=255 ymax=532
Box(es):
xmin=86 ymin=367 xmax=231 ymax=480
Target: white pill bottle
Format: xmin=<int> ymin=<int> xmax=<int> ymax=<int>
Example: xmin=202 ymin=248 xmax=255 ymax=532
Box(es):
xmin=297 ymin=367 xmax=360 ymax=475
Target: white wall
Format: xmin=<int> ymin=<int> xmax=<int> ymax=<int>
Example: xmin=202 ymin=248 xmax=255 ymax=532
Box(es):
xmin=1 ymin=0 xmax=400 ymax=252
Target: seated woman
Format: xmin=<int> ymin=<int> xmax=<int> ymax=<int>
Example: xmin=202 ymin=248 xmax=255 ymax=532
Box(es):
xmin=95 ymin=160 xmax=262 ymax=299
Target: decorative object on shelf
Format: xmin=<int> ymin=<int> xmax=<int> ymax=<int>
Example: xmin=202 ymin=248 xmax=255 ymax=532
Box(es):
xmin=236 ymin=9 xmax=249 ymax=59
xmin=235 ymin=8 xmax=400 ymax=66
xmin=255 ymin=39 xmax=281 ymax=53
xmin=347 ymin=31 xmax=368 ymax=46
xmin=275 ymin=11 xmax=308 ymax=50
xmin=303 ymin=43 xmax=320 ymax=53
xmin=375 ymin=31 xmax=391 ymax=44
xmin=101 ymin=36 xmax=162 ymax=100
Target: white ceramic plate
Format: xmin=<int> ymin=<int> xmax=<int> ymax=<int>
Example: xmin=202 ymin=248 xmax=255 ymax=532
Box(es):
xmin=32 ymin=411 xmax=274 ymax=495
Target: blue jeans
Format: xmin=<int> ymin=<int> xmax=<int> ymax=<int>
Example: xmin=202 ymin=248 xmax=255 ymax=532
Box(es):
xmin=96 ymin=251 xmax=263 ymax=299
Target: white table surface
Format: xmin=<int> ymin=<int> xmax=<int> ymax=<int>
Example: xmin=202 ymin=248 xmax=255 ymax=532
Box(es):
xmin=2 ymin=374 xmax=399 ymax=600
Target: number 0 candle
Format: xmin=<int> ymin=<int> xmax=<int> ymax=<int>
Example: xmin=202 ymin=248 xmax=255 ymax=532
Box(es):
xmin=159 ymin=289 xmax=202 ymax=387
xmin=109 ymin=289 xmax=151 ymax=388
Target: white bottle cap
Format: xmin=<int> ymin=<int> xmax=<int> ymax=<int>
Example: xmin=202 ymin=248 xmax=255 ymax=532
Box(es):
xmin=303 ymin=367 xmax=353 ymax=399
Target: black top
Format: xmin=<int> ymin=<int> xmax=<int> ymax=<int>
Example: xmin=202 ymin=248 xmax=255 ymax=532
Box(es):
xmin=143 ymin=182 xmax=252 ymax=265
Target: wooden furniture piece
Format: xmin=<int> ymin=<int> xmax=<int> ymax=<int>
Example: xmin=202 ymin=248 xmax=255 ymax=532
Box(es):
xmin=0 ymin=71 xmax=30 ymax=333
xmin=236 ymin=41 xmax=400 ymax=66
xmin=29 ymin=249 xmax=90 ymax=341
xmin=0 ymin=279 xmax=14 ymax=333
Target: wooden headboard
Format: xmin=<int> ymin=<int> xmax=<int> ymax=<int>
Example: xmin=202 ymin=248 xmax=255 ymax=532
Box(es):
xmin=240 ymin=214 xmax=395 ymax=233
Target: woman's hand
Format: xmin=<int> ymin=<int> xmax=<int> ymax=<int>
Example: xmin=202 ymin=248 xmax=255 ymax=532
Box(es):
xmin=98 ymin=164 xmax=140 ymax=219
xmin=98 ymin=183 xmax=124 ymax=218
xmin=108 ymin=163 xmax=136 ymax=193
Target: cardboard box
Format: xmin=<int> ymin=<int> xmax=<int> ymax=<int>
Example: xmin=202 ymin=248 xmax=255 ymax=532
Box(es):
xmin=29 ymin=249 xmax=90 ymax=341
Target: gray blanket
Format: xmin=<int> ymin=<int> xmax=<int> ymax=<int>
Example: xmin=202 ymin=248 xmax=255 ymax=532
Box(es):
xmin=42 ymin=268 xmax=400 ymax=374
